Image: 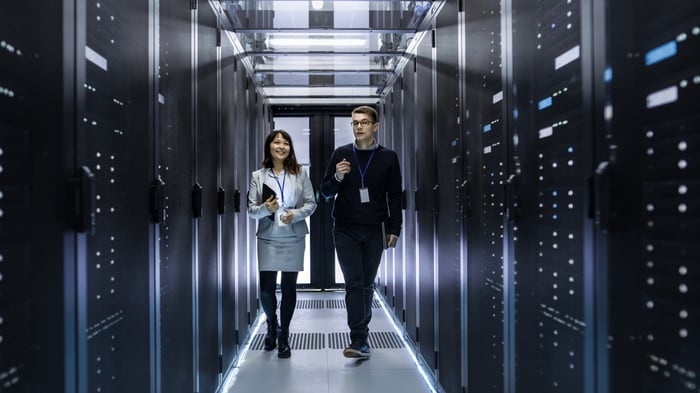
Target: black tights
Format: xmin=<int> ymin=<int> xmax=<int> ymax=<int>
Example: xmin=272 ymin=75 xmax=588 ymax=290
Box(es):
xmin=259 ymin=271 xmax=298 ymax=329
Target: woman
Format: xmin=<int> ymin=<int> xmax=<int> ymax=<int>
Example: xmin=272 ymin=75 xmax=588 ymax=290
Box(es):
xmin=247 ymin=130 xmax=317 ymax=358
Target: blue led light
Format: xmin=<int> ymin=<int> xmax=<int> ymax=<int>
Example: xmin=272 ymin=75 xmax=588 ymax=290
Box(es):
xmin=645 ymin=41 xmax=677 ymax=66
xmin=538 ymin=96 xmax=553 ymax=110
xmin=604 ymin=67 xmax=612 ymax=82
xmin=483 ymin=124 xmax=492 ymax=132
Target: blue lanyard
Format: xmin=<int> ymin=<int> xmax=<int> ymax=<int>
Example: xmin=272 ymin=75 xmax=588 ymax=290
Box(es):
xmin=352 ymin=145 xmax=376 ymax=188
xmin=273 ymin=171 xmax=286 ymax=204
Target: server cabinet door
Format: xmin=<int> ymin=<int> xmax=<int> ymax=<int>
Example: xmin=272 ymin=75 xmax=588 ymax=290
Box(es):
xmin=511 ymin=0 xmax=595 ymax=391
xmin=195 ymin=4 xmax=222 ymax=392
xmin=414 ymin=34 xmax=438 ymax=372
xmin=434 ymin=3 xmax=464 ymax=392
xmin=463 ymin=0 xmax=507 ymax=391
xmin=220 ymin=28 xmax=239 ymax=372
xmin=0 ymin=1 xmax=77 ymax=391
xmin=235 ymin=65 xmax=252 ymax=345
xmin=402 ymin=68 xmax=420 ymax=345
xmin=390 ymin=88 xmax=407 ymax=323
xmin=82 ymin=0 xmax=155 ymax=391
xmin=608 ymin=1 xmax=700 ymax=391
xmin=157 ymin=0 xmax=195 ymax=391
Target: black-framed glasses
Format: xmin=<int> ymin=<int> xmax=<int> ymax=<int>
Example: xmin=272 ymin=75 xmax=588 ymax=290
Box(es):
xmin=351 ymin=120 xmax=376 ymax=127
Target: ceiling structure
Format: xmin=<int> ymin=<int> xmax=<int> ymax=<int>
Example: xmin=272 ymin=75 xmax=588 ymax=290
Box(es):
xmin=219 ymin=0 xmax=442 ymax=106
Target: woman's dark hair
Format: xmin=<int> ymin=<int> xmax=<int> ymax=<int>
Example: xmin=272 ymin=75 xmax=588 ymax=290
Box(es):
xmin=261 ymin=129 xmax=301 ymax=175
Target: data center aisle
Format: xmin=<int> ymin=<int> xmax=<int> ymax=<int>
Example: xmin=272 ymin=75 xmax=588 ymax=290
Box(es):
xmin=222 ymin=290 xmax=438 ymax=393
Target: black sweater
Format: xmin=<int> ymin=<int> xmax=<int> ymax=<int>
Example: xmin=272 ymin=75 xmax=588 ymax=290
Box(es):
xmin=320 ymin=143 xmax=403 ymax=236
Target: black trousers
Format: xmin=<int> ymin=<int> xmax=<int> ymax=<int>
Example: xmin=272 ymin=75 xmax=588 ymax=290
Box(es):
xmin=333 ymin=223 xmax=384 ymax=342
xmin=259 ymin=271 xmax=298 ymax=329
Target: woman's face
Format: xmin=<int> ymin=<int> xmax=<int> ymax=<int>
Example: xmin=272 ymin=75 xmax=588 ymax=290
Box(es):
xmin=269 ymin=133 xmax=290 ymax=163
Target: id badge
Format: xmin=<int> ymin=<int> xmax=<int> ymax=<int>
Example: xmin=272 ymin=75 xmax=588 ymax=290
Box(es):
xmin=359 ymin=187 xmax=370 ymax=203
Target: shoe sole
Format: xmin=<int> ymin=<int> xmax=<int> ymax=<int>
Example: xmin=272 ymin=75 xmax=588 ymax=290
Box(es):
xmin=343 ymin=348 xmax=370 ymax=359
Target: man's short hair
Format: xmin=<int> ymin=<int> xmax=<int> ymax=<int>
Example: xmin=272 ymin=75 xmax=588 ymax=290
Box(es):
xmin=352 ymin=105 xmax=378 ymax=123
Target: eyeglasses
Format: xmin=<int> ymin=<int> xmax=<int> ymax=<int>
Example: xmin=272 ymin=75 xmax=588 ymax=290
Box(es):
xmin=351 ymin=120 xmax=376 ymax=127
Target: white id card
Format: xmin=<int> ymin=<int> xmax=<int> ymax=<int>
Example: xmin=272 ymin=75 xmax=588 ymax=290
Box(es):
xmin=359 ymin=187 xmax=370 ymax=203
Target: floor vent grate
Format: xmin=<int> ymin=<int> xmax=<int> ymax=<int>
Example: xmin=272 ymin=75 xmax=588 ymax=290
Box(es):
xmin=250 ymin=333 xmax=326 ymax=350
xmin=297 ymin=299 xmax=325 ymax=309
xmin=367 ymin=331 xmax=404 ymax=349
xmin=327 ymin=331 xmax=403 ymax=349
xmin=325 ymin=299 xmax=382 ymax=309
xmin=328 ymin=332 xmax=350 ymax=349
xmin=326 ymin=299 xmax=345 ymax=309
xmin=291 ymin=332 xmax=325 ymax=350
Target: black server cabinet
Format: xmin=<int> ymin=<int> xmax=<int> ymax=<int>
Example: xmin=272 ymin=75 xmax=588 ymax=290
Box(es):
xmin=194 ymin=4 xmax=222 ymax=392
xmin=414 ymin=32 xmax=438 ymax=371
xmin=607 ymin=1 xmax=700 ymax=392
xmin=378 ymin=94 xmax=401 ymax=315
xmin=434 ymin=2 xmax=464 ymax=392
xmin=402 ymin=69 xmax=420 ymax=344
xmin=83 ymin=0 xmax=155 ymax=391
xmin=235 ymin=72 xmax=252 ymax=345
xmin=390 ymin=88 xmax=407 ymax=323
xmin=157 ymin=1 xmax=196 ymax=391
xmin=220 ymin=34 xmax=239 ymax=372
xmin=511 ymin=0 xmax=596 ymax=391
xmin=463 ymin=0 xmax=507 ymax=390
xmin=0 ymin=1 xmax=77 ymax=391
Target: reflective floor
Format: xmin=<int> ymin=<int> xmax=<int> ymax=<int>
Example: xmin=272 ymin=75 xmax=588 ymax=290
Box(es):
xmin=222 ymin=290 xmax=437 ymax=393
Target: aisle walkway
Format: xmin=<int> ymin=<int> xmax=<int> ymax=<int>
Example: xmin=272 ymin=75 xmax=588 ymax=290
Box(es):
xmin=221 ymin=290 xmax=438 ymax=393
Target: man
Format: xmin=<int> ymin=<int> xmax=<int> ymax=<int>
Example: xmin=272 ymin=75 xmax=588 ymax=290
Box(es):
xmin=320 ymin=105 xmax=403 ymax=359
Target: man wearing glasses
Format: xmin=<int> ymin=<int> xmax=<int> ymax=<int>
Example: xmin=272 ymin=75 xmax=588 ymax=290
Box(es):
xmin=320 ymin=105 xmax=403 ymax=359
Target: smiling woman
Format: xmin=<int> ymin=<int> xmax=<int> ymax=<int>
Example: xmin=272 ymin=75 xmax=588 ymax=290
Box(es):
xmin=247 ymin=129 xmax=318 ymax=359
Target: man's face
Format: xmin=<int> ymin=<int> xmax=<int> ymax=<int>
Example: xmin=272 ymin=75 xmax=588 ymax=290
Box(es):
xmin=351 ymin=113 xmax=378 ymax=146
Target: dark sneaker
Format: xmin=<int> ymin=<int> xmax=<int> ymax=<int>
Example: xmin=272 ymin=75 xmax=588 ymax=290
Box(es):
xmin=343 ymin=339 xmax=370 ymax=359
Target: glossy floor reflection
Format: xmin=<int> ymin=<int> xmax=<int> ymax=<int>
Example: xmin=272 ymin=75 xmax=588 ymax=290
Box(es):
xmin=222 ymin=290 xmax=437 ymax=393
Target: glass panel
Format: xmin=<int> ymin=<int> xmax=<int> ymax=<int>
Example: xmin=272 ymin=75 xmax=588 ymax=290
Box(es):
xmin=219 ymin=0 xmax=433 ymax=103
xmin=272 ymin=117 xmax=311 ymax=284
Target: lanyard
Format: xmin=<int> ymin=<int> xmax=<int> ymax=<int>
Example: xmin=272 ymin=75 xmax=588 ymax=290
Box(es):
xmin=273 ymin=171 xmax=286 ymax=204
xmin=352 ymin=145 xmax=376 ymax=188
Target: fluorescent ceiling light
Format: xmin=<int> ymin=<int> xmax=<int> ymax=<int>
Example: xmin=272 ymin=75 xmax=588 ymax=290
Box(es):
xmin=269 ymin=38 xmax=367 ymax=47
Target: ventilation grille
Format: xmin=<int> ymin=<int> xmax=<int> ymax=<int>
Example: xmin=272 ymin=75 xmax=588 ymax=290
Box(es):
xmin=250 ymin=333 xmax=325 ymax=350
xmin=297 ymin=299 xmax=325 ymax=309
xmin=325 ymin=299 xmax=382 ymax=309
xmin=249 ymin=331 xmax=404 ymax=350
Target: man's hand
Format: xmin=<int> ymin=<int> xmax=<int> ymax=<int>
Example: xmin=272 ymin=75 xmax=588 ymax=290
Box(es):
xmin=335 ymin=158 xmax=351 ymax=181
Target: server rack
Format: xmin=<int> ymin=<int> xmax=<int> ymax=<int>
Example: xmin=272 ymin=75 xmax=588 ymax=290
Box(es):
xmin=0 ymin=1 xmax=78 ymax=391
xmin=434 ymin=1 xmax=465 ymax=392
xmin=607 ymin=1 xmax=700 ymax=392
xmin=157 ymin=0 xmax=196 ymax=391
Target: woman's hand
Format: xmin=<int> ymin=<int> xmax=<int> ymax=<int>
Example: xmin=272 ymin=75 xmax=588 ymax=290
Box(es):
xmin=280 ymin=208 xmax=294 ymax=224
xmin=264 ymin=195 xmax=279 ymax=213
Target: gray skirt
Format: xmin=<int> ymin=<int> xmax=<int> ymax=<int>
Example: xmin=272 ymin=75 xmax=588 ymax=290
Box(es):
xmin=257 ymin=236 xmax=305 ymax=272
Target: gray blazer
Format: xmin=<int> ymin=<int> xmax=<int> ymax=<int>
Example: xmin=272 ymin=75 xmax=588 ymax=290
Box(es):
xmin=247 ymin=167 xmax=317 ymax=238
